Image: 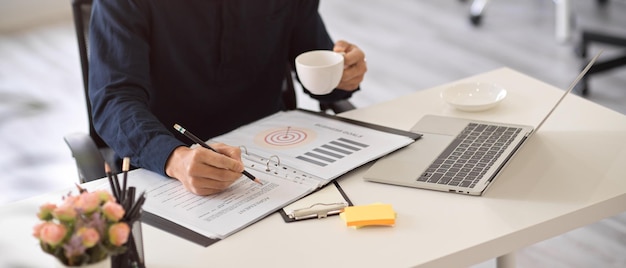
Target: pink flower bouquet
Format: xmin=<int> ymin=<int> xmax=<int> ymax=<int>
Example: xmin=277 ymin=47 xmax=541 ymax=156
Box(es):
xmin=33 ymin=188 xmax=130 ymax=266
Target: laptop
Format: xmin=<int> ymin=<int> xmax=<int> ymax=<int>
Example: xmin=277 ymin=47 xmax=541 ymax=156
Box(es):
xmin=363 ymin=52 xmax=602 ymax=196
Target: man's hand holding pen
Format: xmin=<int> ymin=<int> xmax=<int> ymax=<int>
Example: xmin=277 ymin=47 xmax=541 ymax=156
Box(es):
xmin=165 ymin=143 xmax=246 ymax=196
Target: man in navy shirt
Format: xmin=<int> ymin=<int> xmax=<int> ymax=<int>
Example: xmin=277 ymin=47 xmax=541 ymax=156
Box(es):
xmin=89 ymin=0 xmax=367 ymax=195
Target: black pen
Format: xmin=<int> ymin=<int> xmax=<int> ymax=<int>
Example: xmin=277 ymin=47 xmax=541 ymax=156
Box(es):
xmin=173 ymin=123 xmax=263 ymax=185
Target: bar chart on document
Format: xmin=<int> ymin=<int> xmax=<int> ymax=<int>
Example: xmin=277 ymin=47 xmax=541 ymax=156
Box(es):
xmin=256 ymin=125 xmax=370 ymax=166
xmin=210 ymin=110 xmax=416 ymax=187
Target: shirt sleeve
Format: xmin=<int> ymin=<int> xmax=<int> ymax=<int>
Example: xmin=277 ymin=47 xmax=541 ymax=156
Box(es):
xmin=89 ymin=0 xmax=184 ymax=176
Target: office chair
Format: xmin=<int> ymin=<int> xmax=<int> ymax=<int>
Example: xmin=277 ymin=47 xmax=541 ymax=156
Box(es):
xmin=64 ymin=0 xmax=356 ymax=183
xmin=462 ymin=0 xmax=575 ymax=43
xmin=64 ymin=0 xmax=111 ymax=184
xmin=465 ymin=0 xmax=489 ymax=26
xmin=574 ymin=2 xmax=626 ymax=96
xmin=575 ymin=31 xmax=626 ymax=96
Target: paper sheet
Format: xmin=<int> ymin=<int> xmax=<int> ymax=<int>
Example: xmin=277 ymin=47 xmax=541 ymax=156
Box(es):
xmin=125 ymin=169 xmax=317 ymax=239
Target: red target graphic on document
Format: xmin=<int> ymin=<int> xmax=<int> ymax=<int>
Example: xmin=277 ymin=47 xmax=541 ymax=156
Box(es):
xmin=254 ymin=126 xmax=316 ymax=149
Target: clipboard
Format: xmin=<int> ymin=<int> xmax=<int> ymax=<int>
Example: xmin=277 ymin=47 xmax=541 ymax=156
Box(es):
xmin=279 ymin=181 xmax=353 ymax=222
xmin=123 ymin=109 xmax=420 ymax=247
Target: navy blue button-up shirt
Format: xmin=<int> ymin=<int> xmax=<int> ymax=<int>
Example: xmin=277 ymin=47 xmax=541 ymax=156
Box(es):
xmin=89 ymin=0 xmax=354 ymax=176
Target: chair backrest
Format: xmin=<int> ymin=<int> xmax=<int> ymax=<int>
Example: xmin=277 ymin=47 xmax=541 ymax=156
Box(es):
xmin=72 ymin=0 xmax=108 ymax=148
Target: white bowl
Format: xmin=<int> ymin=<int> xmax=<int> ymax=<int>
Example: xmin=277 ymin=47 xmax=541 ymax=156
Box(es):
xmin=441 ymin=82 xmax=507 ymax=112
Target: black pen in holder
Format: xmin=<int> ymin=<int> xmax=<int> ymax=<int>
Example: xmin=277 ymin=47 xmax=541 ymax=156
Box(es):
xmin=107 ymin=158 xmax=147 ymax=268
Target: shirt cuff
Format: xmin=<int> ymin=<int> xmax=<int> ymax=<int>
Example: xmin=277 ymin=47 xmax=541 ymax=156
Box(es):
xmin=140 ymin=134 xmax=186 ymax=177
xmin=306 ymin=87 xmax=360 ymax=103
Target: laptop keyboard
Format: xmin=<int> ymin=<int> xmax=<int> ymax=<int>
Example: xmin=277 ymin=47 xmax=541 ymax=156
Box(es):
xmin=417 ymin=123 xmax=522 ymax=188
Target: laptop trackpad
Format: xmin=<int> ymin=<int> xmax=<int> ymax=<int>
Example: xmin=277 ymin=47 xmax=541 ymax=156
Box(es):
xmin=364 ymin=133 xmax=454 ymax=186
xmin=413 ymin=115 xmax=469 ymax=136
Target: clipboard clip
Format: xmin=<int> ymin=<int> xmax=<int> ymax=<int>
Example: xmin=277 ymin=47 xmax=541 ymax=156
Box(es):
xmin=289 ymin=202 xmax=349 ymax=220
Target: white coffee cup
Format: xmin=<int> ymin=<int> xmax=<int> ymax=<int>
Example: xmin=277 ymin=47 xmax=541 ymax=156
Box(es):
xmin=295 ymin=50 xmax=344 ymax=95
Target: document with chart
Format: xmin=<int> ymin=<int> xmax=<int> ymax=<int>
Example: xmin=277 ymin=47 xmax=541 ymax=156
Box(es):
xmin=128 ymin=109 xmax=420 ymax=246
xmin=211 ymin=109 xmax=421 ymax=187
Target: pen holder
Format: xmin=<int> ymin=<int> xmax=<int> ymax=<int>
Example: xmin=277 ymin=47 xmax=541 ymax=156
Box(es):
xmin=112 ymin=218 xmax=145 ymax=268
xmin=105 ymin=158 xmax=147 ymax=268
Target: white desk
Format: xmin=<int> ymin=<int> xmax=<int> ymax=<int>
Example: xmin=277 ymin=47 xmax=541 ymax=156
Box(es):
xmin=2 ymin=68 xmax=625 ymax=267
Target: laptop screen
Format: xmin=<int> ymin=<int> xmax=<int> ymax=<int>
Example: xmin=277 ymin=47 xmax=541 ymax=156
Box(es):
xmin=535 ymin=50 xmax=602 ymax=131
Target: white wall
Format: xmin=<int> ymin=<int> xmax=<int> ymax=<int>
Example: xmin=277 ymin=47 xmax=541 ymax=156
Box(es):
xmin=0 ymin=0 xmax=71 ymax=32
